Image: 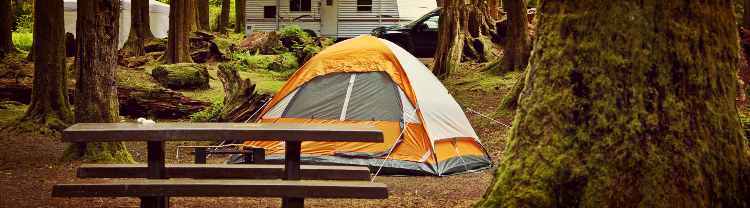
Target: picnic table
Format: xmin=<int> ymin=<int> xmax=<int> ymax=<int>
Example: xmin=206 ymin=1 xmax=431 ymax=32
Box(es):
xmin=53 ymin=122 xmax=387 ymax=208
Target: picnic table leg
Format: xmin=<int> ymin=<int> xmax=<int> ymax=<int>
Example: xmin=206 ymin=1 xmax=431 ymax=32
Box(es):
xmin=194 ymin=147 xmax=207 ymax=164
xmin=141 ymin=141 xmax=169 ymax=208
xmin=282 ymin=141 xmax=303 ymax=208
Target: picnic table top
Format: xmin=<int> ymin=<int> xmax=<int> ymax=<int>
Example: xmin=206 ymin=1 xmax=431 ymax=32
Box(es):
xmin=62 ymin=122 xmax=383 ymax=143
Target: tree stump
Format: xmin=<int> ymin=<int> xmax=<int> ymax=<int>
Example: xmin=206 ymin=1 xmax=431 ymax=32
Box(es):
xmin=217 ymin=63 xmax=271 ymax=122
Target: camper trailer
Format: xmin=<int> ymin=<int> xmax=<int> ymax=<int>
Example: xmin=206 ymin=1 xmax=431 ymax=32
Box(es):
xmin=244 ymin=0 xmax=437 ymax=39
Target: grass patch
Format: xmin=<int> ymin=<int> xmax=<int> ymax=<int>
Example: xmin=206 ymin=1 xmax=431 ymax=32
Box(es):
xmin=116 ymin=66 xmax=162 ymax=89
xmin=12 ymin=32 xmax=33 ymax=52
xmin=0 ymin=102 xmax=27 ymax=127
xmin=179 ymin=64 xmax=286 ymax=103
xmin=445 ymin=70 xmax=519 ymax=93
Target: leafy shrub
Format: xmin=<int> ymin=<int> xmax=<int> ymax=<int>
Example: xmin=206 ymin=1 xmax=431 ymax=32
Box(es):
xmin=268 ymin=52 xmax=299 ymax=72
xmin=12 ymin=32 xmax=33 ymax=52
xmin=297 ymin=44 xmax=321 ymax=63
xmin=279 ymin=25 xmax=312 ymax=49
xmin=190 ymin=101 xmax=224 ymax=122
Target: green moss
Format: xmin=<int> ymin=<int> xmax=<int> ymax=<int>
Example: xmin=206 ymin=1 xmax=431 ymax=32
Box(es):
xmin=151 ymin=63 xmax=211 ymax=90
xmin=0 ymin=102 xmax=27 ymax=126
xmin=190 ymin=101 xmax=224 ymax=122
xmin=62 ymin=142 xmax=135 ymax=163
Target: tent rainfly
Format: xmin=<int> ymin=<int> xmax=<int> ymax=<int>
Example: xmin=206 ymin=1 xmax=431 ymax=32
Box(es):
xmin=63 ymin=0 xmax=169 ymax=49
xmin=241 ymin=35 xmax=492 ymax=176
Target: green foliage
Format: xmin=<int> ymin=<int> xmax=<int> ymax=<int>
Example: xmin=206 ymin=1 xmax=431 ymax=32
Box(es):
xmin=232 ymin=53 xmax=276 ymax=70
xmin=527 ymin=0 xmax=540 ymax=8
xmin=12 ymin=1 xmax=33 ymax=32
xmin=12 ymin=32 xmax=33 ymax=52
xmin=190 ymin=101 xmax=224 ymax=122
xmin=269 ymin=52 xmax=299 ymax=72
xmin=279 ymin=24 xmax=313 ymax=48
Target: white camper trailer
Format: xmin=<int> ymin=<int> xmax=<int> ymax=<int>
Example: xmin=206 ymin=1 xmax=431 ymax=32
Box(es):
xmin=62 ymin=0 xmax=170 ymax=49
xmin=244 ymin=0 xmax=437 ymax=39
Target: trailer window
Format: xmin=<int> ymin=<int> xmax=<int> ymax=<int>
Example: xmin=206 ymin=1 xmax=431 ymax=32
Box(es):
xmin=264 ymin=6 xmax=277 ymax=18
xmin=357 ymin=0 xmax=372 ymax=11
xmin=290 ymin=0 xmax=312 ymax=11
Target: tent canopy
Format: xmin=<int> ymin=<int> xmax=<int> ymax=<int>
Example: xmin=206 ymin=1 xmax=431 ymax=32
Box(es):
xmin=62 ymin=0 xmax=169 ymax=48
xmin=242 ymin=36 xmax=491 ymax=176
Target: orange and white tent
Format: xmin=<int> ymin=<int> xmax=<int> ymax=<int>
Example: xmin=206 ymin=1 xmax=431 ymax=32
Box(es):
xmin=242 ymin=35 xmax=491 ymax=175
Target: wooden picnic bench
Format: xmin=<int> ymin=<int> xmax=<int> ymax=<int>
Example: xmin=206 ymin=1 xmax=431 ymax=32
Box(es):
xmin=52 ymin=122 xmax=387 ymax=208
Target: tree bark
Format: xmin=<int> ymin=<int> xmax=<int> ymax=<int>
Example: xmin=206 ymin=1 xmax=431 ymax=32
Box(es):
xmin=215 ymin=0 xmax=230 ymax=33
xmin=478 ymin=1 xmax=750 ymax=207
xmin=1 ymin=0 xmax=16 ymax=56
xmin=234 ymin=0 xmax=246 ymax=34
xmin=197 ymin=0 xmax=210 ymax=31
xmin=501 ymin=0 xmax=529 ymax=72
xmin=16 ymin=0 xmax=72 ymax=132
xmin=163 ymin=0 xmax=193 ymax=63
xmin=432 ymin=0 xmax=465 ymax=78
xmin=140 ymin=0 xmax=155 ymax=39
xmin=66 ymin=0 xmax=134 ymax=163
xmin=121 ymin=0 xmax=148 ymax=57
xmin=745 ymin=0 xmax=750 ymax=29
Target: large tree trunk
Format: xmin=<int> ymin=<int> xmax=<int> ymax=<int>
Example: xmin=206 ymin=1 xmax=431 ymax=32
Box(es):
xmin=163 ymin=0 xmax=194 ymax=64
xmin=478 ymin=1 xmax=750 ymax=207
xmin=501 ymin=0 xmax=529 ymax=72
xmin=65 ymin=0 xmax=134 ymax=163
xmin=745 ymin=0 xmax=750 ymax=28
xmin=234 ymin=0 xmax=246 ymax=34
xmin=197 ymin=0 xmax=210 ymax=31
xmin=13 ymin=0 xmax=73 ymax=133
xmin=121 ymin=0 xmax=148 ymax=57
xmin=432 ymin=0 xmax=465 ymax=78
xmin=215 ymin=0 xmax=230 ymax=33
xmin=140 ymin=0 xmax=155 ymax=39
xmin=1 ymin=0 xmax=16 ymax=56
xmin=432 ymin=0 xmax=497 ymax=78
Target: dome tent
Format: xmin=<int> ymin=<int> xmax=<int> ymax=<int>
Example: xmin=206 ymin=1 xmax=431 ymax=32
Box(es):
xmin=62 ymin=0 xmax=169 ymax=49
xmin=241 ymin=36 xmax=492 ymax=176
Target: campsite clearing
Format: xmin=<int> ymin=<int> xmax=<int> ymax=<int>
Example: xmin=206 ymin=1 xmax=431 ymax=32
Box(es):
xmin=0 ymin=63 xmax=509 ymax=207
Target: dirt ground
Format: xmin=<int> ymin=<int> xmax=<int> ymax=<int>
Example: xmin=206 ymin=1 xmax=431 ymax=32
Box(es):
xmin=0 ymin=64 xmax=512 ymax=208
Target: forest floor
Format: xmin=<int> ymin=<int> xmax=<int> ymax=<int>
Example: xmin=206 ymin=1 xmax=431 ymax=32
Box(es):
xmin=0 ymin=55 xmax=516 ymax=207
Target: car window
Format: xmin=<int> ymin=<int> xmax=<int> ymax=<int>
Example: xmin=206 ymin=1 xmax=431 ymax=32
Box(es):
xmin=423 ymin=15 xmax=439 ymax=30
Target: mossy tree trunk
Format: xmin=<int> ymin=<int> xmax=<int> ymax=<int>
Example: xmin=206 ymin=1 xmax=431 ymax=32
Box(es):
xmin=234 ymin=0 xmax=246 ymax=34
xmin=121 ymin=0 xmax=148 ymax=57
xmin=215 ymin=0 xmax=230 ymax=33
xmin=13 ymin=0 xmax=73 ymax=133
xmin=65 ymin=0 xmax=134 ymax=163
xmin=745 ymin=0 xmax=750 ymax=28
xmin=477 ymin=1 xmax=750 ymax=207
xmin=500 ymin=0 xmax=529 ymax=72
xmin=1 ymin=0 xmax=16 ymax=56
xmin=432 ymin=0 xmax=465 ymax=78
xmin=164 ymin=0 xmax=194 ymax=64
xmin=197 ymin=0 xmax=210 ymax=31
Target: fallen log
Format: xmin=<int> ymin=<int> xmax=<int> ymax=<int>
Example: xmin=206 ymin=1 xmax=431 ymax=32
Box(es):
xmin=0 ymin=83 xmax=210 ymax=119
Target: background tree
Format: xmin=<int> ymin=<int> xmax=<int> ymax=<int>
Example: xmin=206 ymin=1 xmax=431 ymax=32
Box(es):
xmin=501 ymin=0 xmax=529 ymax=72
xmin=197 ymin=0 xmax=210 ymax=31
xmin=478 ymin=1 xmax=750 ymax=207
xmin=432 ymin=0 xmax=497 ymax=78
xmin=139 ymin=0 xmax=155 ymax=39
xmin=163 ymin=0 xmax=194 ymax=63
xmin=11 ymin=0 xmax=73 ymax=133
xmin=234 ymin=0 xmax=246 ymax=33
xmin=432 ymin=0 xmax=464 ymax=78
xmin=215 ymin=0 xmax=230 ymax=33
xmin=1 ymin=0 xmax=17 ymax=56
xmin=64 ymin=0 xmax=134 ymax=162
xmin=745 ymin=0 xmax=750 ymax=28
xmin=121 ymin=0 xmax=149 ymax=57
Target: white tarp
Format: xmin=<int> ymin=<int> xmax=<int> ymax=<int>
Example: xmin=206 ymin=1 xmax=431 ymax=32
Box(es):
xmin=380 ymin=39 xmax=480 ymax=143
xmin=62 ymin=0 xmax=169 ymax=49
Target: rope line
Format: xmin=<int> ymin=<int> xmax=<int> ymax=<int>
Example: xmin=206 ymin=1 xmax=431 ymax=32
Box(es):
xmin=464 ymin=107 xmax=511 ymax=128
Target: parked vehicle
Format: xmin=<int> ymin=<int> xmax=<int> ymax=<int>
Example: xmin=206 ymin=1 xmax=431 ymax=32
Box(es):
xmin=371 ymin=8 xmax=440 ymax=57
xmin=243 ymin=0 xmax=437 ymax=39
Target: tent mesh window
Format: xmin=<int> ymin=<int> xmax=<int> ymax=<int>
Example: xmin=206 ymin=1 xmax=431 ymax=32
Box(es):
xmin=282 ymin=72 xmax=402 ymax=121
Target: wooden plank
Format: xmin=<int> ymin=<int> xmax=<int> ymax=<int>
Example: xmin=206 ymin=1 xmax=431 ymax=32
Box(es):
xmin=52 ymin=179 xmax=389 ymax=199
xmin=63 ymin=122 xmax=383 ymax=143
xmin=76 ymin=164 xmax=372 ymax=180
xmin=285 ymin=141 xmax=302 ymax=180
xmin=145 ymin=141 xmax=168 ymax=208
